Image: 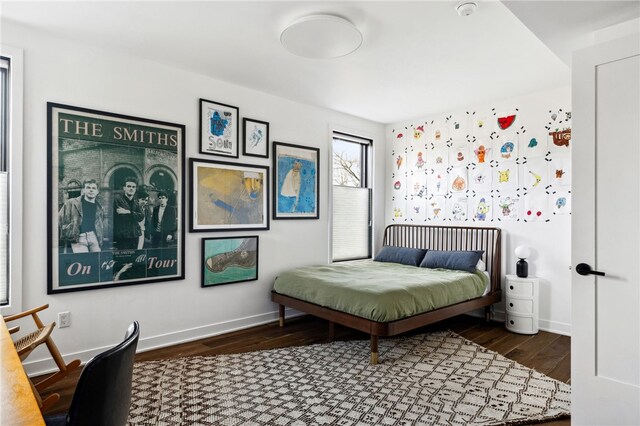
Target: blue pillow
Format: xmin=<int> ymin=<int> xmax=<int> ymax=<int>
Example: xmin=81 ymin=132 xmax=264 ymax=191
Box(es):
xmin=374 ymin=246 xmax=427 ymax=267
xmin=419 ymin=250 xmax=484 ymax=273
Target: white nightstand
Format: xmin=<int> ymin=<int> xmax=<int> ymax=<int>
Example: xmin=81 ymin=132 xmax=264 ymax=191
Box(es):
xmin=505 ymin=275 xmax=539 ymax=334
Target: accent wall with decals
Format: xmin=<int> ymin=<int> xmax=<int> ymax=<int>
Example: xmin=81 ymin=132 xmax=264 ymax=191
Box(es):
xmin=385 ymin=86 xmax=572 ymax=335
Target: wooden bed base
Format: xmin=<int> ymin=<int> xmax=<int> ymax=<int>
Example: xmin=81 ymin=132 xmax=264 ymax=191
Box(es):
xmin=272 ymin=224 xmax=502 ymax=365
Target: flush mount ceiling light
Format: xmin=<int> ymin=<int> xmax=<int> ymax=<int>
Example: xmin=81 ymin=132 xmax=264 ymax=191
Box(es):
xmin=280 ymin=14 xmax=362 ymax=59
xmin=456 ymin=1 xmax=478 ymax=17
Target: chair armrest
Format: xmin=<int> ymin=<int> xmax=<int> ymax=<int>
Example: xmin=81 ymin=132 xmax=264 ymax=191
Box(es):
xmin=3 ymin=304 xmax=50 ymax=322
xmin=8 ymin=326 xmax=20 ymax=334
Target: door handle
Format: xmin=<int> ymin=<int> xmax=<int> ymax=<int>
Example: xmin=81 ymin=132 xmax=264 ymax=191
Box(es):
xmin=576 ymin=263 xmax=605 ymax=276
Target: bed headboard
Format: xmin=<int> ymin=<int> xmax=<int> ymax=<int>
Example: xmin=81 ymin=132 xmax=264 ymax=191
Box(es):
xmin=382 ymin=224 xmax=502 ymax=293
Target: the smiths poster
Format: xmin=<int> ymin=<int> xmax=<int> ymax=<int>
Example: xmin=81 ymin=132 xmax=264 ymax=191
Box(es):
xmin=47 ymin=103 xmax=185 ymax=293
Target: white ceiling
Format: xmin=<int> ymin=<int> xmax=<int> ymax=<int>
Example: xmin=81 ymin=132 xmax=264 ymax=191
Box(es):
xmin=1 ymin=1 xmax=637 ymax=124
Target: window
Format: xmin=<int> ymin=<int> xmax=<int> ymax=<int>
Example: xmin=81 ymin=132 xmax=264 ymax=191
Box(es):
xmin=1 ymin=46 xmax=23 ymax=315
xmin=332 ymin=132 xmax=372 ymax=261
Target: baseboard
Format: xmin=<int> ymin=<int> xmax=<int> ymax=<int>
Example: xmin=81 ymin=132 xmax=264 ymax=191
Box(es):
xmin=23 ymin=307 xmax=303 ymax=377
xmin=491 ymin=310 xmax=571 ymax=336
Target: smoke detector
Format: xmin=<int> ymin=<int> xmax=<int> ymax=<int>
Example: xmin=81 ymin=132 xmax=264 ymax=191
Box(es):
xmin=456 ymin=1 xmax=478 ymax=17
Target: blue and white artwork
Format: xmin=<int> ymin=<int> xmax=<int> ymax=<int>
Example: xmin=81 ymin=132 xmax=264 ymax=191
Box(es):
xmin=274 ymin=143 xmax=319 ymax=219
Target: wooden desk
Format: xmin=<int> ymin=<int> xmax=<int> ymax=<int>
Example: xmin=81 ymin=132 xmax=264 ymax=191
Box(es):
xmin=1 ymin=319 xmax=45 ymax=426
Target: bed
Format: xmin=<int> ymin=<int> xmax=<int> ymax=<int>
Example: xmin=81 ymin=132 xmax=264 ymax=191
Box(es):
xmin=271 ymin=224 xmax=502 ymax=364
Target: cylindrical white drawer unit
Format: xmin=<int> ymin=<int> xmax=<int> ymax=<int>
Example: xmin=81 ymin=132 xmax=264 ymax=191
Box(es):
xmin=505 ymin=275 xmax=539 ymax=334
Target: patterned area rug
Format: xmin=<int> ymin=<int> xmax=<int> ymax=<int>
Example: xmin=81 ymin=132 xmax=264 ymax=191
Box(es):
xmin=128 ymin=331 xmax=570 ymax=425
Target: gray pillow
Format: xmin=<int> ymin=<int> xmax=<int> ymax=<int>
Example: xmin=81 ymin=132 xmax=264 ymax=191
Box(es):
xmin=419 ymin=250 xmax=484 ymax=273
xmin=374 ymin=246 xmax=427 ymax=267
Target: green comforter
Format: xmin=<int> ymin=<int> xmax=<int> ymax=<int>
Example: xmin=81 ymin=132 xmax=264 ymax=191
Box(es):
xmin=273 ymin=259 xmax=488 ymax=322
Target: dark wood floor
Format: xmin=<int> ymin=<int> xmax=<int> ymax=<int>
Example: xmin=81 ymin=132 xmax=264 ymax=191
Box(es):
xmin=36 ymin=314 xmax=570 ymax=424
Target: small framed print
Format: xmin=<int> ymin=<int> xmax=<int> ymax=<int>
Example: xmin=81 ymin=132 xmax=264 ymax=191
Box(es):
xmin=273 ymin=141 xmax=320 ymax=219
xmin=243 ymin=118 xmax=269 ymax=158
xmin=201 ymin=236 xmax=258 ymax=287
xmin=199 ymin=98 xmax=239 ymax=158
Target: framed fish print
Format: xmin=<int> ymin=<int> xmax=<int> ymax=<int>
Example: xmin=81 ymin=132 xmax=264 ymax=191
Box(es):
xmin=47 ymin=102 xmax=185 ymax=294
xmin=199 ymin=98 xmax=239 ymax=158
xmin=190 ymin=158 xmax=269 ymax=231
xmin=243 ymin=118 xmax=269 ymax=158
xmin=273 ymin=141 xmax=320 ymax=219
xmin=201 ymin=236 xmax=258 ymax=287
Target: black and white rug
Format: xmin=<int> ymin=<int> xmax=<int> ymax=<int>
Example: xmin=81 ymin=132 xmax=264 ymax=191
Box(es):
xmin=128 ymin=331 xmax=570 ymax=425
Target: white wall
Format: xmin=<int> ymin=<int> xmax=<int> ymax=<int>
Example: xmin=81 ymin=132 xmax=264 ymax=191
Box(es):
xmin=2 ymin=21 xmax=386 ymax=375
xmin=385 ymin=86 xmax=572 ymax=335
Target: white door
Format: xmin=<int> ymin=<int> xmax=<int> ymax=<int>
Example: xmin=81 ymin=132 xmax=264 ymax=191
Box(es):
xmin=572 ymin=34 xmax=640 ymax=425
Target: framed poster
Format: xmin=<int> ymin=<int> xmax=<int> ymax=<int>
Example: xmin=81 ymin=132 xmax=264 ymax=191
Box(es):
xmin=201 ymin=236 xmax=258 ymax=287
xmin=47 ymin=102 xmax=185 ymax=294
xmin=190 ymin=158 xmax=269 ymax=231
xmin=242 ymin=118 xmax=269 ymax=158
xmin=273 ymin=141 xmax=320 ymax=219
xmin=199 ymin=98 xmax=239 ymax=158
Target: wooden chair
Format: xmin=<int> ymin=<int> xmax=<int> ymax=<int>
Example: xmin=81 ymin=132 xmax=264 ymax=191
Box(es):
xmin=4 ymin=304 xmax=81 ymax=411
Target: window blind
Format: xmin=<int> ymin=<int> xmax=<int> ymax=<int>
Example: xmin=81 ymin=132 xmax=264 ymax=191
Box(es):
xmin=332 ymin=186 xmax=370 ymax=261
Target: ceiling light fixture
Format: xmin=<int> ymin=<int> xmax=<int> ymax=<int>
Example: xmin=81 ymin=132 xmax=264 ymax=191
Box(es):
xmin=280 ymin=14 xmax=362 ymax=59
xmin=456 ymin=1 xmax=478 ymax=17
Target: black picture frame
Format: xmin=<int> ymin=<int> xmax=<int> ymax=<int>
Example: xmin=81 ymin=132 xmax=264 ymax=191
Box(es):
xmin=242 ymin=118 xmax=270 ymax=158
xmin=199 ymin=98 xmax=239 ymax=158
xmin=201 ymin=236 xmax=259 ymax=287
xmin=272 ymin=141 xmax=320 ymax=220
xmin=47 ymin=102 xmax=186 ymax=294
xmin=189 ymin=158 xmax=270 ymax=232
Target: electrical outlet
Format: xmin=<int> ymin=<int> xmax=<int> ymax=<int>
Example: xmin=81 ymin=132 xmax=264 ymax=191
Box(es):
xmin=58 ymin=311 xmax=71 ymax=328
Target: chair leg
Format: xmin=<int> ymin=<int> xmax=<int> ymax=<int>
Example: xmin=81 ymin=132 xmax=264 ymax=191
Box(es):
xmin=39 ymin=393 xmax=61 ymax=413
xmin=34 ymin=359 xmax=81 ymax=392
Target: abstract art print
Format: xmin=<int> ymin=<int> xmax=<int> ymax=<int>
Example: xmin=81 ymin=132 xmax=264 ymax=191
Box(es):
xmin=190 ymin=159 xmax=269 ymax=231
xmin=273 ymin=142 xmax=319 ymax=219
xmin=47 ymin=103 xmax=185 ymax=294
xmin=242 ymin=118 xmax=269 ymax=158
xmin=201 ymin=236 xmax=258 ymax=287
xmin=199 ymin=98 xmax=239 ymax=158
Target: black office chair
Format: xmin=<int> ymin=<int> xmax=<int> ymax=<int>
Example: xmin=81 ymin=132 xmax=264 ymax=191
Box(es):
xmin=45 ymin=321 xmax=140 ymax=426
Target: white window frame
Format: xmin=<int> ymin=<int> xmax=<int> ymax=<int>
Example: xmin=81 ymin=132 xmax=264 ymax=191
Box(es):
xmin=1 ymin=45 xmax=24 ymax=316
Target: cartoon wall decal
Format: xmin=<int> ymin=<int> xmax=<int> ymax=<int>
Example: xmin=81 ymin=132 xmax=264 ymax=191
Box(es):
xmin=394 ymin=181 xmax=402 ymax=190
xmin=524 ymin=188 xmax=547 ymax=222
xmin=525 ymin=158 xmax=548 ymax=189
xmin=428 ymin=169 xmax=448 ymax=196
xmin=474 ymin=144 xmax=491 ymax=163
xmin=450 ymin=167 xmax=468 ymax=193
xmin=552 ymin=191 xmax=571 ymax=215
xmin=414 ymin=151 xmax=426 ymax=169
xmin=549 ymin=153 xmax=571 ymax=187
xmin=472 ymin=195 xmax=492 ymax=222
xmin=494 ymin=193 xmax=520 ymax=221
xmin=469 ymin=164 xmax=492 ymax=192
xmin=396 ymin=155 xmax=404 ymax=170
xmin=449 ymin=147 xmax=468 ymax=164
xmin=429 ymin=148 xmax=449 ymax=168
xmin=411 ymin=177 xmax=428 ymax=198
xmin=496 ymin=161 xmax=518 ymax=191
xmin=396 ymin=133 xmax=404 ymax=139
xmin=500 ymin=142 xmax=515 ymax=159
xmin=407 ymin=198 xmax=426 ymax=221
xmin=428 ymin=196 xmax=446 ymax=220
xmin=448 ymin=195 xmax=468 ymax=221
xmin=497 ymin=114 xmax=516 ymax=130
xmin=549 ymin=128 xmax=571 ymax=148
xmin=413 ymin=125 xmax=425 ymax=140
